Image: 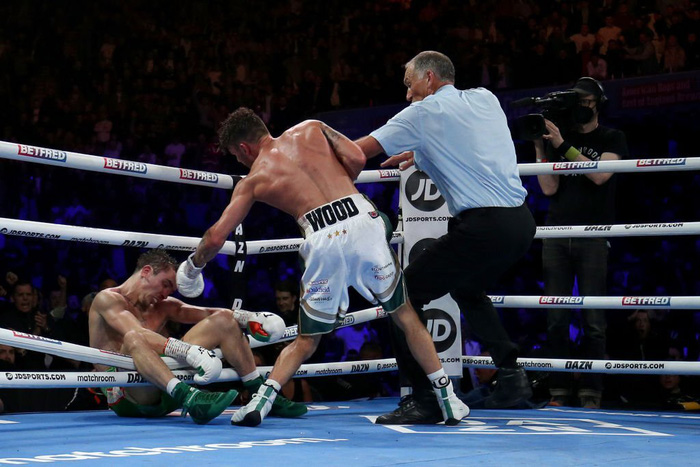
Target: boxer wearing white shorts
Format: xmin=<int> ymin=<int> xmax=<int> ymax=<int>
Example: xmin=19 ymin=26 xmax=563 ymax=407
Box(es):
xmin=297 ymin=193 xmax=405 ymax=335
xmin=178 ymin=109 xmax=469 ymax=427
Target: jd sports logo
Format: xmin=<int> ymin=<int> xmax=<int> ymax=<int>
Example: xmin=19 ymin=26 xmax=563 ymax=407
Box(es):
xmin=405 ymin=171 xmax=445 ymax=212
xmin=423 ymin=308 xmax=457 ymax=353
xmin=408 ymin=238 xmax=437 ymax=264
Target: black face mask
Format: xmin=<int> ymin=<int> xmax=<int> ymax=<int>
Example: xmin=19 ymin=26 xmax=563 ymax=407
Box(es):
xmin=573 ymin=106 xmax=595 ymax=124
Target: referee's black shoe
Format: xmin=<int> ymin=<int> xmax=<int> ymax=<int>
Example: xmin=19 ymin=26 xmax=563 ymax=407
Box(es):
xmin=375 ymin=395 xmax=443 ymax=425
xmin=484 ymin=367 xmax=533 ymax=409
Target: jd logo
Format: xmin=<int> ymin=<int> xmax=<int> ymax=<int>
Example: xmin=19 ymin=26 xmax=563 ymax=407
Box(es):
xmin=423 ymin=308 xmax=456 ymax=353
xmin=408 ymin=238 xmax=437 ymax=264
xmin=405 ymin=171 xmax=445 ymax=212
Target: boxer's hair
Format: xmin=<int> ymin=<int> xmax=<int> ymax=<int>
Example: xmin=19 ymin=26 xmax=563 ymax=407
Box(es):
xmin=135 ymin=249 xmax=178 ymax=275
xmin=406 ymin=51 xmax=455 ymax=83
xmin=218 ymin=107 xmax=269 ymax=153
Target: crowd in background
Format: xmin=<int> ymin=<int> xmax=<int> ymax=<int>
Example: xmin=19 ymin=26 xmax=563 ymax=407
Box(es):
xmin=1 ymin=0 xmax=700 ymax=413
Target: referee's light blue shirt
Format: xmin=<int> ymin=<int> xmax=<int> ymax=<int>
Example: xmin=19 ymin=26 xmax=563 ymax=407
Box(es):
xmin=370 ymin=85 xmax=527 ymax=216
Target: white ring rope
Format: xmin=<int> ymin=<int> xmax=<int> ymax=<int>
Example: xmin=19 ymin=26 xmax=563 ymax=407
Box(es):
xmin=488 ymin=295 xmax=700 ymax=309
xmin=1 ymin=217 xmax=699 ymax=257
xmin=0 ymin=327 xmax=176 ymax=371
xmin=461 ymin=356 xmax=698 ymax=376
xmin=0 ymin=141 xmax=398 ymax=187
xmin=1 ymin=355 xmax=697 ymax=389
xmin=0 ymin=307 xmax=388 ymax=370
xmin=260 ymin=306 xmax=388 ymax=346
xmin=0 ymin=217 xmax=403 ymax=255
xmin=1 ymin=141 xmax=237 ymax=189
xmin=0 ymin=359 xmax=401 ymax=389
xmin=517 ymin=157 xmax=700 ymax=176
xmin=534 ymin=222 xmax=698 ymax=238
xmin=2 ymin=142 xmax=699 ymax=186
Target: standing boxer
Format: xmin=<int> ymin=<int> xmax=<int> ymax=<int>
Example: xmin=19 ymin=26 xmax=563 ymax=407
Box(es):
xmin=177 ymin=108 xmax=469 ymax=427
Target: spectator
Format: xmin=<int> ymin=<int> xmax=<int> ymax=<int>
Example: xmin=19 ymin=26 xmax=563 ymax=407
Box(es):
xmin=335 ymin=322 xmax=379 ymax=361
xmin=605 ymin=39 xmax=626 ymax=78
xmin=136 ymin=144 xmax=157 ymax=165
xmin=608 ymin=310 xmax=673 ymax=408
xmin=586 ymin=52 xmax=608 ymax=80
xmin=624 ymin=30 xmax=659 ymax=75
xmin=103 ymin=135 xmax=123 ymax=159
xmin=687 ymin=32 xmax=700 ymax=69
xmin=0 ymin=343 xmax=18 ymax=413
xmin=597 ymin=15 xmax=622 ymax=56
xmin=163 ymin=136 xmax=186 ymax=167
xmin=273 ymin=279 xmax=299 ymax=327
xmin=570 ymin=24 xmax=597 ymax=54
xmin=93 ymin=108 xmax=113 ymax=146
xmin=662 ymin=34 xmax=686 ymax=72
xmin=655 ymin=374 xmax=700 ymax=411
xmin=0 ymin=281 xmax=50 ymax=337
xmin=46 ymin=275 xmax=68 ymax=320
xmin=0 ymin=281 xmax=52 ymax=370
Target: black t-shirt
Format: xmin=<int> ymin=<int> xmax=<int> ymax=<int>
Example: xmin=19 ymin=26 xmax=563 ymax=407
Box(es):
xmin=545 ymin=125 xmax=628 ymax=226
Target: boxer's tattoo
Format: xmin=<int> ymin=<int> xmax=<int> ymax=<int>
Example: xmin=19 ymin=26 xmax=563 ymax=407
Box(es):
xmin=321 ymin=124 xmax=344 ymax=155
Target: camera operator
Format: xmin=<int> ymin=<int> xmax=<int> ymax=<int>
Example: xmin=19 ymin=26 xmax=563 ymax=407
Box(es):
xmin=534 ymin=77 xmax=628 ymax=409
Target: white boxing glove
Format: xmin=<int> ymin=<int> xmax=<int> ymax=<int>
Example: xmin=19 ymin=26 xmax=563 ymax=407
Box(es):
xmin=234 ymin=310 xmax=286 ymax=343
xmin=185 ymin=345 xmax=222 ymax=384
xmin=177 ymin=253 xmax=205 ymax=298
xmin=164 ymin=338 xmax=222 ymax=384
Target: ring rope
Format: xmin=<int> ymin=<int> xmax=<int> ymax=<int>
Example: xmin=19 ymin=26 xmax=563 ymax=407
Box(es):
xmin=0 ymin=141 xmax=398 ymax=187
xmin=0 ymin=307 xmax=388 ymax=370
xmin=534 ymin=222 xmax=698 ymax=238
xmin=1 ymin=142 xmax=698 ymax=187
xmin=488 ymin=295 xmax=700 ymax=309
xmin=1 ymin=141 xmax=237 ymax=189
xmin=1 ymin=218 xmax=698 ymax=258
xmin=461 ymin=356 xmax=697 ymax=375
xmin=2 ymin=354 xmax=697 ymax=390
xmin=0 ymin=217 xmax=403 ymax=255
xmin=517 ymin=157 xmax=700 ymax=176
xmin=252 ymin=306 xmax=387 ymax=347
xmin=0 ymin=358 xmax=399 ymax=389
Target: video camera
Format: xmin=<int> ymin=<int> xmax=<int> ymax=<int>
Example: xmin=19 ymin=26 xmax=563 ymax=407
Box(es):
xmin=510 ymin=90 xmax=579 ymax=141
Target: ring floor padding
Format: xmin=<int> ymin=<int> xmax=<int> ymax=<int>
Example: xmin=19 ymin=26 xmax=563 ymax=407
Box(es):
xmin=1 ymin=397 xmax=698 ymax=466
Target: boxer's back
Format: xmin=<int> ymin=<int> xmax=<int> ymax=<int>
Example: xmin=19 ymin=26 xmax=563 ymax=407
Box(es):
xmin=248 ymin=120 xmax=360 ymax=219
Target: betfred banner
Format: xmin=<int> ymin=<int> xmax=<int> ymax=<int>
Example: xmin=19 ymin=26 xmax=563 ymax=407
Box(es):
xmin=400 ymin=166 xmax=462 ymax=376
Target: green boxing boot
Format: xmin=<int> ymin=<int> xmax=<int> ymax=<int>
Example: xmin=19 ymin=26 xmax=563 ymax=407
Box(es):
xmin=173 ymin=382 xmax=238 ymax=425
xmin=244 ymin=376 xmax=307 ymax=418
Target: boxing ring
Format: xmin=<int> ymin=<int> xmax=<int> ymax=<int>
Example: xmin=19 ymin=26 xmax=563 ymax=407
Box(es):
xmin=1 ymin=141 xmax=699 ymax=465
xmin=1 ymin=402 xmax=698 ymax=465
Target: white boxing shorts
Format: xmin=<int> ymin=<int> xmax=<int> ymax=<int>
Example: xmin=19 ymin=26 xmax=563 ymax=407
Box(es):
xmin=296 ymin=193 xmax=405 ymax=335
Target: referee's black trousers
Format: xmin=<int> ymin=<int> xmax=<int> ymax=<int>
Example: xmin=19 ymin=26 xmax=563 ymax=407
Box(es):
xmin=391 ymin=203 xmax=536 ymax=401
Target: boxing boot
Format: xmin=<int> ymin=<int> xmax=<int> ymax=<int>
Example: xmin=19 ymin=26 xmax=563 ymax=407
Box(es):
xmin=179 ymin=386 xmax=238 ymax=425
xmin=244 ymin=376 xmax=307 ymax=417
